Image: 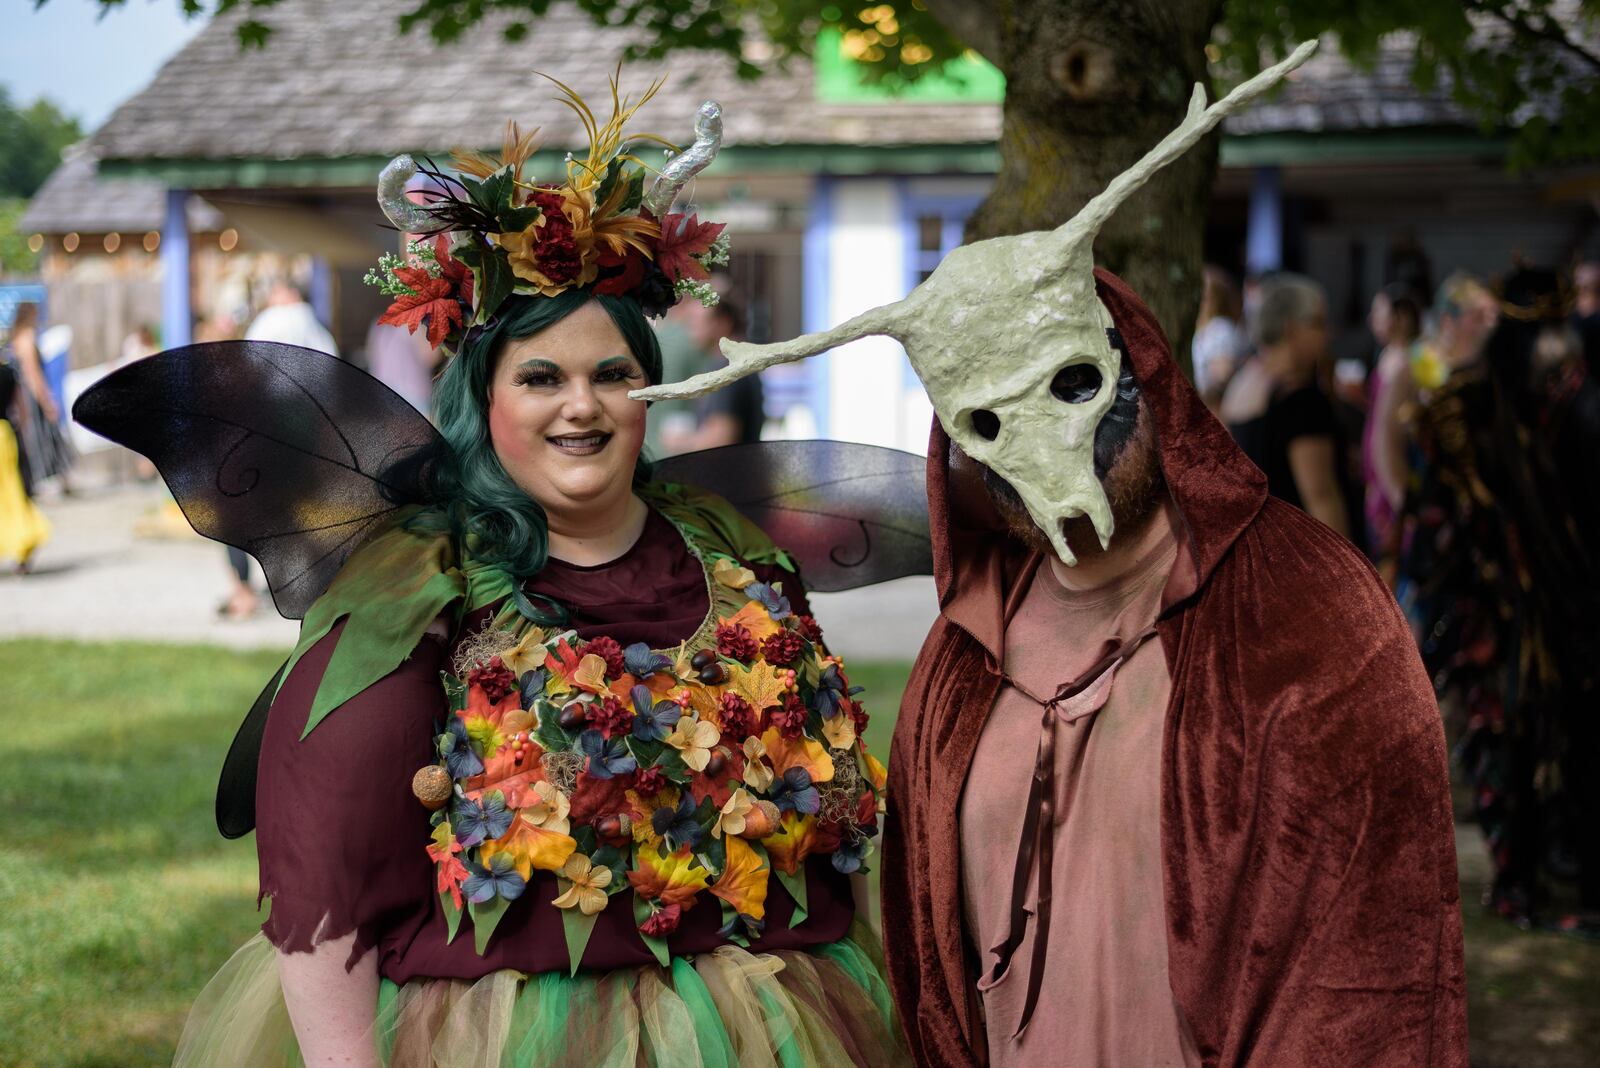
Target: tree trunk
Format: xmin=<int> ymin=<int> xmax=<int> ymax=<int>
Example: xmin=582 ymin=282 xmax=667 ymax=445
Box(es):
xmin=964 ymin=0 xmax=1225 ymax=371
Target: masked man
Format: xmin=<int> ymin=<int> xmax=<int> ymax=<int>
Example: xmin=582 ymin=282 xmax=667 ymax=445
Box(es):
xmin=882 ymin=269 xmax=1466 ymax=1065
xmin=635 ymin=41 xmax=1465 ymax=1066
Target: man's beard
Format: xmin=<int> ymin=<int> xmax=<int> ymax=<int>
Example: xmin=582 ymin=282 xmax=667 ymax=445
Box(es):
xmin=981 ymin=398 xmax=1165 ymax=560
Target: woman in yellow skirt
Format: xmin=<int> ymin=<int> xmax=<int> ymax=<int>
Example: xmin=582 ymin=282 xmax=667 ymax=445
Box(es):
xmin=0 ymin=361 xmax=50 ymax=572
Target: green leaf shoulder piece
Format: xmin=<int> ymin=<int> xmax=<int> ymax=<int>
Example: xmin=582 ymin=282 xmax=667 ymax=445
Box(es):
xmin=279 ymin=509 xmax=470 ymax=739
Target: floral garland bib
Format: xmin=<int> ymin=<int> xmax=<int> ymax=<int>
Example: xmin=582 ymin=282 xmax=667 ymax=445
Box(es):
xmin=412 ymin=535 xmax=888 ymax=967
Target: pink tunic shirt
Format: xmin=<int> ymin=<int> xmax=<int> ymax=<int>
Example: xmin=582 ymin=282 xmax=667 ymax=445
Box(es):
xmin=958 ymin=501 xmax=1201 ymax=1067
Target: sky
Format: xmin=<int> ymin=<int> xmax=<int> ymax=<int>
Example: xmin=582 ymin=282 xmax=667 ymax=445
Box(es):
xmin=2 ymin=0 xmax=207 ymax=129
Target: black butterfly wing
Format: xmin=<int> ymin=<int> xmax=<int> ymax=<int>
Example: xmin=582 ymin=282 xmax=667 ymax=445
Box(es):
xmin=652 ymin=440 xmax=932 ymax=591
xmin=72 ymin=341 xmax=444 ymax=619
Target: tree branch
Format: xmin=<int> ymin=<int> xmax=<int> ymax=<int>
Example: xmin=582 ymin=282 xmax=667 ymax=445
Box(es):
xmin=919 ymin=0 xmax=1003 ymax=66
xmin=1469 ymin=0 xmax=1600 ymax=74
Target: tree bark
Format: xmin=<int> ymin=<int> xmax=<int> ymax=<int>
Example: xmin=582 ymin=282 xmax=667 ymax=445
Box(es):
xmin=963 ymin=0 xmax=1225 ymax=370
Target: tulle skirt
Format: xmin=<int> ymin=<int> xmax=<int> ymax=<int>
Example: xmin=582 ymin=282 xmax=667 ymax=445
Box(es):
xmin=173 ymin=922 xmax=908 ymax=1067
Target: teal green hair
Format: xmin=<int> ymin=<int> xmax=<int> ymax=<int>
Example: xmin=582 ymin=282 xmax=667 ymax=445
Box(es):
xmin=410 ymin=290 xmax=662 ymax=596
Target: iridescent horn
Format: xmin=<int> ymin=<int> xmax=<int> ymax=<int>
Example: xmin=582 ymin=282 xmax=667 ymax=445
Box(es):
xmin=376 ymin=154 xmax=444 ymax=233
xmin=642 ymin=101 xmax=723 ymax=218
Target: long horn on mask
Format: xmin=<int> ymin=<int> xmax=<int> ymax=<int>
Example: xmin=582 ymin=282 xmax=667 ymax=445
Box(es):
xmin=1046 ymin=39 xmax=1318 ymax=268
xmin=641 ymin=100 xmax=724 ymax=218
xmin=632 ymin=297 xmax=915 ymax=401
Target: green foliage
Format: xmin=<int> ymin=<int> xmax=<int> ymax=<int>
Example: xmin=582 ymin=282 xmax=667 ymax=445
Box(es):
xmin=0 ymin=197 xmax=39 ymax=276
xmin=1218 ymin=0 xmax=1600 ymax=167
xmin=0 ymin=85 xmax=82 ymax=198
xmin=93 ymin=0 xmax=1599 ymax=167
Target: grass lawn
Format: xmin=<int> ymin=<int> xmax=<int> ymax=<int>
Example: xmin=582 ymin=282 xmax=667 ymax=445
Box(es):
xmin=1 ymin=640 xmax=1596 ymax=1066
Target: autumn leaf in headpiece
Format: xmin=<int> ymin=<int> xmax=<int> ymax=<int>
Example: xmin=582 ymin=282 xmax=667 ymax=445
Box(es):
xmin=376 ymin=236 xmax=474 ymax=347
xmin=654 ymin=213 xmax=725 ymax=284
xmin=378 ymin=268 xmax=465 ymax=347
xmin=628 ymin=840 xmax=711 ymax=906
xmin=710 ymin=835 xmax=770 ymax=921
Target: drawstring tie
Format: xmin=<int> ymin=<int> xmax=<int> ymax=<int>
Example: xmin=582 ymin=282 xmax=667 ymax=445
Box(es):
xmin=984 ymin=627 xmax=1159 ymax=1038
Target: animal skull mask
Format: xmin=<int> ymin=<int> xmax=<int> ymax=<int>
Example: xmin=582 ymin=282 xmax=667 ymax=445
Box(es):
xmin=635 ymin=41 xmax=1317 ymax=564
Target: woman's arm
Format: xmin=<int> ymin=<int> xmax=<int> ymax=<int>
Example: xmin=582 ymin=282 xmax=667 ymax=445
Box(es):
xmin=277 ymin=935 xmax=381 ymax=1068
xmin=1288 ymin=435 xmax=1351 ymax=538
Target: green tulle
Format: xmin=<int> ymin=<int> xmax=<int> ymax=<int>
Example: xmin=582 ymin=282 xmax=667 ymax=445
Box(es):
xmin=176 ymin=931 xmax=908 ymax=1067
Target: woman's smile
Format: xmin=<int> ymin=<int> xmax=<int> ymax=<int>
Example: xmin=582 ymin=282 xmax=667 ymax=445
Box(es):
xmin=546 ymin=430 xmax=613 ymax=457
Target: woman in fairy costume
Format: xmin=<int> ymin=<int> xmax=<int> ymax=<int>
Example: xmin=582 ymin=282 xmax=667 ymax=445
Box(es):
xmin=164 ymin=78 xmax=903 ymax=1067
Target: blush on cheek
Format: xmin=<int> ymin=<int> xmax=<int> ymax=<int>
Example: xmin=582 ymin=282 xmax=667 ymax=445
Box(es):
xmin=487 ymin=393 xmax=535 ymax=470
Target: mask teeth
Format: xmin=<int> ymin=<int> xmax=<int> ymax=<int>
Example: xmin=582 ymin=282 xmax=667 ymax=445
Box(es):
xmin=1087 ymin=493 xmax=1116 ymax=551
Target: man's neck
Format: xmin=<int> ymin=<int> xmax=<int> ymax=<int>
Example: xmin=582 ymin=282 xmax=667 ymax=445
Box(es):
xmin=546 ymin=493 xmax=649 ymax=567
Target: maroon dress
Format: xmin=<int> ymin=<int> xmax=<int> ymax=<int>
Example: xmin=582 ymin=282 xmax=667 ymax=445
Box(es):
xmin=256 ymin=507 xmax=854 ymax=981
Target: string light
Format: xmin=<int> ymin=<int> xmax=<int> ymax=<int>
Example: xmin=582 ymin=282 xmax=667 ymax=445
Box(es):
xmin=218 ymin=228 xmax=239 ymax=252
xmin=143 ymin=231 xmax=161 ymax=252
xmin=103 ymin=233 xmax=122 ymax=253
xmin=63 ymin=232 xmax=80 ymax=253
xmin=26 ymin=234 xmax=43 ymax=253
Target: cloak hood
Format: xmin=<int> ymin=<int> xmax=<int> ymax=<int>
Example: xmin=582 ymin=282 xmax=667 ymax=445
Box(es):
xmin=930 ymin=267 xmax=1266 ymax=659
xmin=885 ymin=269 xmax=1467 ymax=1067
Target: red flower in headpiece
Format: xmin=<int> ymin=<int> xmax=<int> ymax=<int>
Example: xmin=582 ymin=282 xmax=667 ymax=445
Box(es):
xmin=593 ymin=245 xmax=649 ymax=296
xmin=654 ymin=213 xmax=725 ymax=284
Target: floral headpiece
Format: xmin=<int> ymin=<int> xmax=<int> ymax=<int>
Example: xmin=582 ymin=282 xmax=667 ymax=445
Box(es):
xmin=366 ymin=73 xmax=729 ymax=353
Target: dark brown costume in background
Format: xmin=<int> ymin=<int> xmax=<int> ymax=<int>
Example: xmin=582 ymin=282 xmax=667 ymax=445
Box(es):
xmin=883 ymin=270 xmax=1467 ymax=1066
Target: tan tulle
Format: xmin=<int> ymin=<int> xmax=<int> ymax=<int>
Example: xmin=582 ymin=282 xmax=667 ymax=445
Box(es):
xmin=173 ymin=930 xmax=908 ymax=1067
xmin=171 ymin=935 xmax=305 ymax=1068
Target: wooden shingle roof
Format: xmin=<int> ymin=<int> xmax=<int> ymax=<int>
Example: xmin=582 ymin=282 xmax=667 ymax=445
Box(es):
xmin=19 ymin=145 xmax=225 ymax=235
xmin=90 ymin=0 xmax=1000 ymax=162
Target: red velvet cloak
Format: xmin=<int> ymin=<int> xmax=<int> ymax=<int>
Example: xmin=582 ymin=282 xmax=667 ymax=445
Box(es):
xmin=882 ymin=269 xmax=1468 ymax=1066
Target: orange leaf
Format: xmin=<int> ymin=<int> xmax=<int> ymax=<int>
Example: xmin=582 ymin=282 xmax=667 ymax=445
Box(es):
xmin=710 ymin=836 xmax=770 ymax=921
xmin=761 ymin=727 xmax=835 ymax=785
xmin=721 ymin=601 xmax=781 ymax=642
xmin=728 ymin=661 xmax=787 ymax=712
xmin=572 ymin=653 xmax=609 ymax=695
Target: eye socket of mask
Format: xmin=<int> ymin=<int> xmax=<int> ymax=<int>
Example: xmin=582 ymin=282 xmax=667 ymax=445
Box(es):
xmin=971 ymin=408 xmax=1001 ymax=441
xmin=1050 ymin=363 xmax=1103 ymax=403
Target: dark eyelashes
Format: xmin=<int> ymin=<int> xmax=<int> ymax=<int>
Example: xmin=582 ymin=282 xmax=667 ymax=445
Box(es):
xmin=512 ymin=367 xmax=643 ymax=387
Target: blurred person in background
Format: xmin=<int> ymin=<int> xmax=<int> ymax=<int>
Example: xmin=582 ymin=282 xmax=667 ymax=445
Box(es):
xmin=364 ymin=316 xmax=438 ymax=414
xmin=1402 ymin=266 xmax=1600 ymax=933
xmin=1410 ymin=273 xmax=1498 ymax=394
xmin=1220 ymin=274 xmax=1356 ymax=544
xmin=0 ymin=358 xmax=50 ymax=573
xmin=660 ymin=296 xmax=765 ymax=452
xmin=245 ymin=279 xmax=338 ymax=357
xmin=1572 ymin=257 xmax=1600 ymax=379
xmin=223 ymin=282 xmax=340 ymax=619
xmin=642 ymin=294 xmax=704 ymax=455
xmin=3 ymin=302 xmax=76 ymax=497
xmin=1191 ymin=264 xmax=1246 ymax=411
xmin=1363 ymin=284 xmax=1423 ymax=573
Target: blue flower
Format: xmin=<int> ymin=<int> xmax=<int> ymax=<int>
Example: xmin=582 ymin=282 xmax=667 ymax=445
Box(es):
xmin=439 ymin=717 xmax=484 ymax=780
xmin=577 ymin=728 xmax=638 ymax=780
xmin=453 ymin=792 xmax=514 ymax=848
xmin=743 ymin=582 xmax=791 ymax=620
xmin=771 ymin=767 xmax=821 ymax=815
xmin=831 ymin=836 xmax=869 ymax=875
xmin=519 ymin=668 xmax=548 ymax=709
xmin=461 ymin=852 xmax=527 ymax=904
xmin=652 ymin=791 xmax=705 ymax=852
xmin=624 ymin=643 xmax=674 ymax=679
xmin=630 ymin=684 xmax=682 ymax=742
xmin=812 ymin=663 xmax=864 ymax=719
